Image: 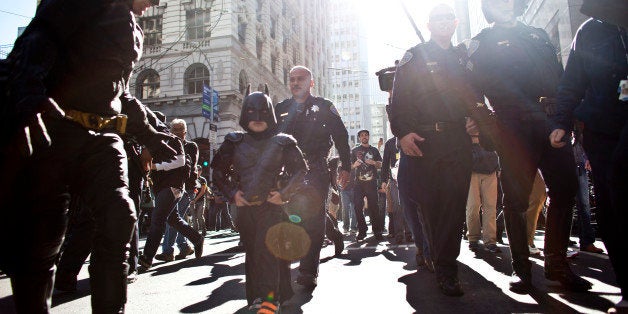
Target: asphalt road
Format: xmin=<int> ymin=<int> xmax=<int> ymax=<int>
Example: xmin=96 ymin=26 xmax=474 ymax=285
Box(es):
xmin=0 ymin=229 xmax=621 ymax=313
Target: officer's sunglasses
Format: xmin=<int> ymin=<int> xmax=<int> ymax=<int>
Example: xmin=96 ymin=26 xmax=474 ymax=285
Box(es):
xmin=429 ymin=14 xmax=456 ymax=22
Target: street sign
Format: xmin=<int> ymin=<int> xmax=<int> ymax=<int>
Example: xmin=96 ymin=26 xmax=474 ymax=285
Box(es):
xmin=202 ymin=85 xmax=219 ymax=121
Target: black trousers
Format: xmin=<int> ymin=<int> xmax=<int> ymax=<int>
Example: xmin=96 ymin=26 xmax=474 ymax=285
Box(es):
xmin=583 ymin=125 xmax=628 ymax=298
xmin=0 ymin=118 xmax=136 ymax=313
xmin=56 ymin=160 xmax=144 ymax=283
xmin=353 ymin=181 xmax=382 ymax=235
xmin=237 ymin=203 xmax=293 ymax=304
xmin=401 ymin=141 xmax=472 ymax=278
xmin=496 ymin=118 xmax=577 ymax=275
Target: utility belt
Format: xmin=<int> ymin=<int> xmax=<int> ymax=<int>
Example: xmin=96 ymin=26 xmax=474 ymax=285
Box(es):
xmin=65 ymin=109 xmax=128 ymax=134
xmin=414 ymin=121 xmax=462 ymax=133
xmin=539 ymin=97 xmax=558 ymax=116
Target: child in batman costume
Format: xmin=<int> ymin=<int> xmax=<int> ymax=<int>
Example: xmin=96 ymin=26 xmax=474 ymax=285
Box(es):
xmin=211 ymin=85 xmax=310 ymax=313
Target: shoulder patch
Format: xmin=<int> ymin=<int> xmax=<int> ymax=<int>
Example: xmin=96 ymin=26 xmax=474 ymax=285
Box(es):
xmin=274 ymin=133 xmax=297 ymax=146
xmin=224 ymin=132 xmax=244 ymax=143
xmin=467 ymin=40 xmax=480 ymax=57
xmin=329 ymin=104 xmax=340 ymax=117
xmin=397 ymin=50 xmax=413 ymax=67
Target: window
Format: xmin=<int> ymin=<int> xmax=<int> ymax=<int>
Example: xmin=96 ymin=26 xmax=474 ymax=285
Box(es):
xmin=283 ymin=68 xmax=288 ymax=86
xmin=136 ymin=69 xmax=160 ymax=99
xmin=186 ymin=9 xmax=210 ymax=40
xmin=271 ymin=54 xmax=277 ymax=74
xmin=270 ymin=17 xmax=276 ymax=39
xmin=185 ymin=64 xmax=209 ymax=94
xmin=138 ymin=15 xmax=163 ymax=46
xmin=256 ymin=37 xmax=263 ymax=59
xmin=238 ymin=18 xmax=247 ymax=44
xmin=257 ymin=0 xmax=263 ymax=22
xmin=239 ymin=70 xmax=248 ymax=95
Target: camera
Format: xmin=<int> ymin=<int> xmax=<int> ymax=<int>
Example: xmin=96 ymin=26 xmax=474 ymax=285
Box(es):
xmin=375 ymin=61 xmax=398 ymax=92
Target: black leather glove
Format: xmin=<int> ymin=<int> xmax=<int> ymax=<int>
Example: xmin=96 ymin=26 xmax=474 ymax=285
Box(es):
xmin=144 ymin=132 xmax=180 ymax=163
xmin=11 ymin=96 xmax=65 ymax=157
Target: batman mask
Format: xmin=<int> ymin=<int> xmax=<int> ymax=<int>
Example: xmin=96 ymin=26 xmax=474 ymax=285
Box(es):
xmin=239 ymin=84 xmax=277 ymax=133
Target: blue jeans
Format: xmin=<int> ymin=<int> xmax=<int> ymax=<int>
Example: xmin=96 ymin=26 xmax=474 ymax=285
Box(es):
xmin=340 ymin=189 xmax=357 ymax=231
xmin=162 ymin=189 xmax=194 ymax=254
xmin=143 ymin=188 xmax=200 ymax=260
xmin=575 ymin=168 xmax=595 ymax=247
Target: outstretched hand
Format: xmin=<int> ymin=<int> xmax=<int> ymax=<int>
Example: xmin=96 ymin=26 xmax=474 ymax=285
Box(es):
xmin=234 ymin=190 xmax=251 ymax=207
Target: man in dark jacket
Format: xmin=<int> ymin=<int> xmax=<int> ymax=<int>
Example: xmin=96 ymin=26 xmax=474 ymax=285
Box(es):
xmin=0 ymin=0 xmax=178 ymax=312
xmin=467 ymin=0 xmax=589 ymax=293
xmin=550 ymin=3 xmax=628 ymax=310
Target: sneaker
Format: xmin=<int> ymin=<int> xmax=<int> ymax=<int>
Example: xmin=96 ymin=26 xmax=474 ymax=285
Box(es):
xmin=529 ymin=245 xmax=541 ymax=255
xmin=566 ymin=250 xmax=579 ymax=259
xmin=468 ymin=241 xmax=480 ymax=251
xmin=155 ymin=252 xmax=175 ymax=262
xmin=249 ymin=298 xmax=280 ymax=314
xmin=175 ymin=247 xmax=194 ymax=260
xmin=486 ymin=244 xmax=501 ymax=253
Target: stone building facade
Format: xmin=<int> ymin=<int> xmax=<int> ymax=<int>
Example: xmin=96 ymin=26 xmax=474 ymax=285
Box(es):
xmin=131 ymin=0 xmax=331 ymax=166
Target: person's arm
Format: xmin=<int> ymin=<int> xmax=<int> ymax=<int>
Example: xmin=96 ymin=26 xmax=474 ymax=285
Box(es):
xmin=276 ymin=137 xmax=309 ymax=203
xmin=210 ymin=134 xmax=240 ymax=202
xmin=192 ymin=184 xmax=208 ymax=203
xmin=550 ymin=27 xmax=589 ymax=147
xmin=325 ymin=100 xmax=351 ymax=173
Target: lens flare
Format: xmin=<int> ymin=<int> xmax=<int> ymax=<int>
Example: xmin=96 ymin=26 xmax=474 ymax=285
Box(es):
xmin=265 ymin=222 xmax=311 ymax=261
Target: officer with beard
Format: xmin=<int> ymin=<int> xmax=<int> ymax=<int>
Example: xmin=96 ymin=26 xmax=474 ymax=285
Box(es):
xmin=466 ymin=0 xmax=590 ymax=293
xmin=211 ymin=85 xmax=308 ymax=312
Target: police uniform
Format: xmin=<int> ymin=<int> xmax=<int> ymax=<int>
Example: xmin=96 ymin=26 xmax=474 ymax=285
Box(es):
xmin=0 ymin=1 xmax=176 ymax=312
xmin=553 ymin=18 xmax=628 ymax=297
xmin=467 ymin=22 xmax=587 ymax=290
xmin=390 ymin=40 xmax=472 ymax=293
xmin=275 ymin=95 xmax=350 ymax=284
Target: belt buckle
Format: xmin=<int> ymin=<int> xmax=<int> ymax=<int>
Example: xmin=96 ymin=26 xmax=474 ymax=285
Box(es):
xmin=434 ymin=122 xmax=442 ymax=132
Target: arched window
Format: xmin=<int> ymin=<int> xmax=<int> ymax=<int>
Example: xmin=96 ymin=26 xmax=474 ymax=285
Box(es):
xmin=185 ymin=64 xmax=210 ymax=94
xmin=136 ymin=69 xmax=160 ymax=99
xmin=238 ymin=70 xmax=248 ymax=95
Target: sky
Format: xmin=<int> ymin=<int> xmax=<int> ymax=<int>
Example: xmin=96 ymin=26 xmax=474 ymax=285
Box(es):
xmin=0 ymin=1 xmax=35 ymax=47
xmin=0 ymin=0 xmax=453 ymax=73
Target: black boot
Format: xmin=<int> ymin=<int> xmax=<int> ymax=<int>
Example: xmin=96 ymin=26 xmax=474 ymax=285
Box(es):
xmin=545 ymin=255 xmax=592 ymax=292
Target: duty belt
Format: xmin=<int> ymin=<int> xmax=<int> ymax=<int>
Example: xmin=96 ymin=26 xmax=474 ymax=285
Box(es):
xmin=415 ymin=121 xmax=458 ymax=133
xmin=65 ymin=109 xmax=127 ymax=134
xmin=539 ymin=97 xmax=558 ymax=116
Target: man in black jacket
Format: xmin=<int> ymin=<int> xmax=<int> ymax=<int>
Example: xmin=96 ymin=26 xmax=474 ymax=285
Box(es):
xmin=0 ymin=0 xmax=179 ymax=312
xmin=467 ymin=0 xmax=589 ymax=293
xmin=550 ymin=2 xmax=628 ymax=310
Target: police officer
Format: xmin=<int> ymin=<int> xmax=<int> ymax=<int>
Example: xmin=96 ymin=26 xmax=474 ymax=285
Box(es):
xmin=467 ymin=0 xmax=590 ymax=293
xmin=390 ymin=4 xmax=472 ymax=297
xmin=0 ymin=0 xmax=179 ymax=312
xmin=275 ymin=66 xmax=351 ymax=289
xmin=550 ymin=1 xmax=628 ymax=310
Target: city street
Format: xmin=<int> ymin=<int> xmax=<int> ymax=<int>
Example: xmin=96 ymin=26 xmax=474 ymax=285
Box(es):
xmin=0 ymin=229 xmax=621 ymax=313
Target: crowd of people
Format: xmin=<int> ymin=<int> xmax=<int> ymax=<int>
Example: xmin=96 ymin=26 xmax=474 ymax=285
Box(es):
xmin=0 ymin=0 xmax=626 ymax=313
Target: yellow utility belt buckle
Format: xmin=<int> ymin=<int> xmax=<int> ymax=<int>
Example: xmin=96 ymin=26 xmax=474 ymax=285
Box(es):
xmin=66 ymin=110 xmax=127 ymax=134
